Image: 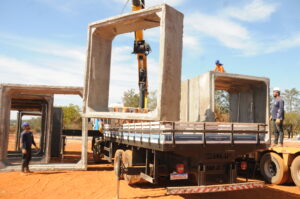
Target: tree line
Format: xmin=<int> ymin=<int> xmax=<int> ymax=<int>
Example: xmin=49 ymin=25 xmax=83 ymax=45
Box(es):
xmin=215 ymin=88 xmax=300 ymax=135
xmin=281 ymin=88 xmax=300 ymax=136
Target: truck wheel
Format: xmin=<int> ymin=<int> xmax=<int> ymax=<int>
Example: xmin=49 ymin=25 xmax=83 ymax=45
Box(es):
xmin=260 ymin=152 xmax=289 ymax=184
xmin=290 ymin=156 xmax=300 ymax=187
xmin=123 ymin=150 xmax=142 ymax=184
xmin=114 ymin=149 xmax=124 ymax=179
xmin=93 ymin=144 xmax=104 ymax=163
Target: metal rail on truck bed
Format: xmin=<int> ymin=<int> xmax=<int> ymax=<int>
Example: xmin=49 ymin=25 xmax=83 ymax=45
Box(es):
xmin=103 ymin=122 xmax=268 ymax=151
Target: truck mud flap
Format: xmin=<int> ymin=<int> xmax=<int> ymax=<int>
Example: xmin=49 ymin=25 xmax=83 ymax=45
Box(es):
xmin=166 ymin=181 xmax=264 ymax=195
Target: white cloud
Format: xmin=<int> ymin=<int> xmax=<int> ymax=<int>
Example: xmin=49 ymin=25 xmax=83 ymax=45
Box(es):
xmin=109 ymin=45 xmax=160 ymax=104
xmin=0 ymin=32 xmax=160 ymax=105
xmin=0 ymin=33 xmax=85 ymax=62
xmin=185 ymin=12 xmax=257 ymax=54
xmin=265 ymin=33 xmax=300 ymax=53
xmin=183 ymin=34 xmax=202 ymax=54
xmin=143 ymin=26 xmax=202 ymax=55
xmin=224 ymin=0 xmax=278 ymax=22
xmin=0 ymin=56 xmax=83 ymax=86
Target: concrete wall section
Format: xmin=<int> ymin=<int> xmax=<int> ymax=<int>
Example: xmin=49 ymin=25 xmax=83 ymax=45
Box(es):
xmin=0 ymin=87 xmax=11 ymax=168
xmin=83 ymin=4 xmax=184 ymax=121
xmin=180 ymin=80 xmax=189 ymax=122
xmin=51 ymin=108 xmax=63 ymax=157
xmin=158 ymin=5 xmax=183 ymax=121
xmin=0 ymin=84 xmax=83 ymax=170
xmin=85 ymin=31 xmax=112 ymax=113
xmin=188 ymin=76 xmax=200 ymax=122
xmin=180 ymin=72 xmax=270 ymax=126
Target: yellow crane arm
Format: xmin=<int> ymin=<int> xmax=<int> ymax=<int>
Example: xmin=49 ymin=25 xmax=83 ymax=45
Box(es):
xmin=131 ymin=0 xmax=151 ymax=109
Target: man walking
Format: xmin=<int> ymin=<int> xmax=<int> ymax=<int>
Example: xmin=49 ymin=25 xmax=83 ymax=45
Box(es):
xmin=271 ymin=87 xmax=285 ymax=147
xmin=287 ymin=124 xmax=293 ymax=139
xmin=21 ymin=122 xmax=38 ymax=173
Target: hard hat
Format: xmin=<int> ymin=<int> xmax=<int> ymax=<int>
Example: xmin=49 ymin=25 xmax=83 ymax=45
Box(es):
xmin=215 ymin=60 xmax=222 ymax=65
xmin=22 ymin=122 xmax=30 ymax=127
xmin=273 ymin=87 xmax=281 ymax=92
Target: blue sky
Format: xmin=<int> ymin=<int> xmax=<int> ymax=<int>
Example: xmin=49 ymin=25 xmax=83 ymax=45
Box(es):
xmin=1 ymin=0 xmax=300 ymax=107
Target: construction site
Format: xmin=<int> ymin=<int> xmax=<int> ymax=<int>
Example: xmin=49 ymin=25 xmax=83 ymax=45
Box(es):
xmin=0 ymin=1 xmax=300 ymax=199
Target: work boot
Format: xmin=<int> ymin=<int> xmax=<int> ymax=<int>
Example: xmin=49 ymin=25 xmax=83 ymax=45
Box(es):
xmin=24 ymin=168 xmax=32 ymax=173
xmin=278 ymin=143 xmax=283 ymax=147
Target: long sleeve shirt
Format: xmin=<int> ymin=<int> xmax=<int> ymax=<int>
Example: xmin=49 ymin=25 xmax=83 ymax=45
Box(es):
xmin=214 ymin=65 xmax=225 ymax=72
xmin=271 ymin=97 xmax=285 ymax=120
xmin=20 ymin=131 xmax=36 ymax=150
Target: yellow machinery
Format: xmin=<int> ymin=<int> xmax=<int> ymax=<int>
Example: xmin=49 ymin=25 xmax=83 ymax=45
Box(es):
xmin=131 ymin=0 xmax=151 ymax=109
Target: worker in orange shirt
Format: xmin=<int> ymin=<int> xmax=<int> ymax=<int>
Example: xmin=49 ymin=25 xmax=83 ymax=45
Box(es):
xmin=214 ymin=60 xmax=225 ymax=72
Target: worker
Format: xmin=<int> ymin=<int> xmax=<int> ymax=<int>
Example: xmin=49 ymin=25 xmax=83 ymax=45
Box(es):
xmin=270 ymin=87 xmax=285 ymax=147
xmin=214 ymin=60 xmax=225 ymax=73
xmin=287 ymin=124 xmax=293 ymax=139
xmin=20 ymin=122 xmax=38 ymax=173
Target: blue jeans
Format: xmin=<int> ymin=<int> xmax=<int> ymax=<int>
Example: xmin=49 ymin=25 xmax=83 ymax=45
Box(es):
xmin=273 ymin=119 xmax=283 ymax=144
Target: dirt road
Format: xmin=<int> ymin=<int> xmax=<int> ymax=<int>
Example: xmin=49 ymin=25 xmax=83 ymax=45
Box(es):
xmin=0 ymin=162 xmax=299 ymax=199
xmin=1 ymin=139 xmax=299 ymax=199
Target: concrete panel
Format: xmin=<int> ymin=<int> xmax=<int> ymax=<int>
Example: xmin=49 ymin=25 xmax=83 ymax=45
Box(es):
xmin=0 ymin=87 xmax=11 ymax=168
xmin=83 ymin=4 xmax=184 ymax=121
xmin=51 ymin=108 xmax=63 ymax=157
xmin=180 ymin=80 xmax=189 ymax=122
xmin=189 ymin=76 xmax=200 ymax=122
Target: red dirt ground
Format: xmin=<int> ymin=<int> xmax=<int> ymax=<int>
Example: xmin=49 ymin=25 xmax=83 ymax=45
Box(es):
xmin=1 ymin=138 xmax=300 ymax=199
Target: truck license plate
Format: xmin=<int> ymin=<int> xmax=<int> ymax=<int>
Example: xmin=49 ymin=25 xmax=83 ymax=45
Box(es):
xmin=170 ymin=173 xmax=188 ymax=180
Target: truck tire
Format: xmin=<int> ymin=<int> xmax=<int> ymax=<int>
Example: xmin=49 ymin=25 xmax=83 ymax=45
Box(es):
xmin=260 ymin=152 xmax=289 ymax=185
xmin=123 ymin=150 xmax=142 ymax=184
xmin=93 ymin=144 xmax=104 ymax=163
xmin=114 ymin=149 xmax=125 ymax=179
xmin=290 ymin=156 xmax=300 ymax=187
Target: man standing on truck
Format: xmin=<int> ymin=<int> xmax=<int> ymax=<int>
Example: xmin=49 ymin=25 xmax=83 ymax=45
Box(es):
xmin=20 ymin=122 xmax=38 ymax=173
xmin=271 ymin=87 xmax=285 ymax=147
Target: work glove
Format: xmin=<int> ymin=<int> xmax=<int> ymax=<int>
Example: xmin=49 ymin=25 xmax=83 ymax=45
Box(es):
xmin=276 ymin=119 xmax=281 ymax=125
xmin=22 ymin=149 xmax=27 ymax=154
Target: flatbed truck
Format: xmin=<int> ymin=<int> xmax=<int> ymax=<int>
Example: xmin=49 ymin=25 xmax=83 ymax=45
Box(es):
xmin=92 ymin=120 xmax=268 ymax=194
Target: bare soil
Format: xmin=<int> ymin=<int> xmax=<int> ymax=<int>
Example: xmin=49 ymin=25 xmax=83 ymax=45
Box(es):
xmin=1 ymin=138 xmax=300 ymax=199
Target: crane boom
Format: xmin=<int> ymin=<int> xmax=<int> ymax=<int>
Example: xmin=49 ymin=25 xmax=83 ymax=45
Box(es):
xmin=131 ymin=0 xmax=151 ymax=109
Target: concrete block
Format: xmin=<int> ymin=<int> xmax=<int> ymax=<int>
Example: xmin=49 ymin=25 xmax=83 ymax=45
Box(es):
xmin=83 ymin=4 xmax=184 ymax=121
xmin=180 ymin=71 xmax=270 ymax=124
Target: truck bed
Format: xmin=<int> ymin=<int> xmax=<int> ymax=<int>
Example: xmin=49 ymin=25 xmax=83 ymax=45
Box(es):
xmin=103 ymin=121 xmax=268 ymax=151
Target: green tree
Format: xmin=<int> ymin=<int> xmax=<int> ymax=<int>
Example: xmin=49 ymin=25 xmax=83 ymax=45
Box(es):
xmin=122 ymin=89 xmax=157 ymax=110
xmin=29 ymin=117 xmax=42 ymax=132
xmin=61 ymin=104 xmax=82 ymax=129
xmin=214 ymin=90 xmax=230 ymax=122
xmin=147 ymin=90 xmax=157 ymax=111
xmin=284 ymin=112 xmax=300 ymax=136
xmin=282 ymin=88 xmax=300 ymax=113
xmin=215 ymin=90 xmax=229 ymax=114
xmin=122 ymin=89 xmax=140 ymax=108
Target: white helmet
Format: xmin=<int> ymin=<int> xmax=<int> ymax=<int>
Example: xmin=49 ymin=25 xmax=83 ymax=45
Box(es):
xmin=273 ymin=87 xmax=281 ymax=92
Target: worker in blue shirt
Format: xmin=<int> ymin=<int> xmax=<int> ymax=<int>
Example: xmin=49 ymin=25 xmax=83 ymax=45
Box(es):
xmin=270 ymin=87 xmax=285 ymax=147
xmin=20 ymin=122 xmax=38 ymax=173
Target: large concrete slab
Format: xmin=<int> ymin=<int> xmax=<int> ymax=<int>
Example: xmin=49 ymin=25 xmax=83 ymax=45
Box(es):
xmin=83 ymin=4 xmax=184 ymax=121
